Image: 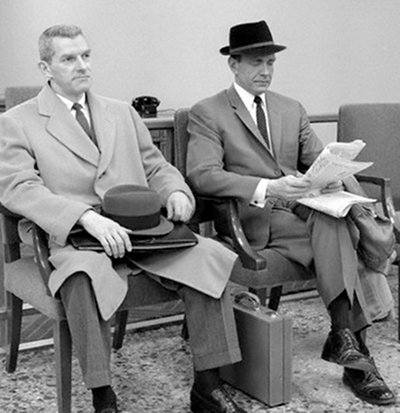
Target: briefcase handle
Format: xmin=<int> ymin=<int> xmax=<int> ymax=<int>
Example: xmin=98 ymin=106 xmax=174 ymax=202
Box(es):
xmin=233 ymin=291 xmax=261 ymax=311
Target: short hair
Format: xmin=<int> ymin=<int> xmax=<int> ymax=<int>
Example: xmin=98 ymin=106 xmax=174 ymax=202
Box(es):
xmin=39 ymin=24 xmax=84 ymax=63
xmin=230 ymin=55 xmax=242 ymax=62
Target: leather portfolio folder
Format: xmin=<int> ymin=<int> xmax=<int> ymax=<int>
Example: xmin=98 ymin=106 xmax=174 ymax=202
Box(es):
xmin=219 ymin=292 xmax=292 ymax=407
xmin=68 ymin=222 xmax=198 ymax=253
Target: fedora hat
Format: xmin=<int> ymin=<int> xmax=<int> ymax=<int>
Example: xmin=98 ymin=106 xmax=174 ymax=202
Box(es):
xmin=102 ymin=184 xmax=174 ymax=236
xmin=220 ymin=20 xmax=286 ymax=56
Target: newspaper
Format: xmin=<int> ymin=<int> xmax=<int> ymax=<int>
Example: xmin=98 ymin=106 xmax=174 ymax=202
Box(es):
xmin=297 ymin=140 xmax=375 ymax=218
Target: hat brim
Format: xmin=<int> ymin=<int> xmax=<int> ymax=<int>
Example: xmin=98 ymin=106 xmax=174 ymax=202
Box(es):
xmin=220 ymin=42 xmax=286 ymax=56
xmin=129 ymin=216 xmax=174 ymax=237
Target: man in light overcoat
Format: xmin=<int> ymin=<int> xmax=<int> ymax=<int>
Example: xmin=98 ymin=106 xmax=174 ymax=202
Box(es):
xmin=0 ymin=25 xmax=247 ymax=413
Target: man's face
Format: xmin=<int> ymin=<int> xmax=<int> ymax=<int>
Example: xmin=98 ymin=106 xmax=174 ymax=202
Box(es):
xmin=39 ymin=35 xmax=92 ymax=101
xmin=229 ymin=51 xmax=276 ymax=96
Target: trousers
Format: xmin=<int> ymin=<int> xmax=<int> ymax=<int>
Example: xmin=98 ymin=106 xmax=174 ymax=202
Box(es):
xmin=261 ymin=201 xmax=370 ymax=331
xmin=59 ymin=272 xmax=241 ymax=389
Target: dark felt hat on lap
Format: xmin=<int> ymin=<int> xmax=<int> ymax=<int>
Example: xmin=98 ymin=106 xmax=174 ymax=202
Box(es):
xmin=102 ymin=184 xmax=173 ymax=236
xmin=220 ymin=20 xmax=286 ymax=56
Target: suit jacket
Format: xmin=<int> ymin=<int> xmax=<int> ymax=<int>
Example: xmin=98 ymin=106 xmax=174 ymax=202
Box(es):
xmin=187 ymin=85 xmax=324 ymax=249
xmin=0 ymin=84 xmax=237 ymax=320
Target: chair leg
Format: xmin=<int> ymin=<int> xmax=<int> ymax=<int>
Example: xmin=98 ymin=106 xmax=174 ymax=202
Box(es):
xmin=112 ymin=310 xmax=129 ymax=350
xmin=181 ymin=316 xmax=189 ymax=341
xmin=53 ymin=319 xmax=72 ymax=413
xmin=5 ymin=292 xmax=23 ymax=373
xmin=398 ymin=265 xmax=400 ymax=341
xmin=268 ymin=286 xmax=283 ymax=310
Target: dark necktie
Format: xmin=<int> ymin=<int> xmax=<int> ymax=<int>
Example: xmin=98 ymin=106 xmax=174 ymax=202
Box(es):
xmin=254 ymin=95 xmax=270 ymax=150
xmin=72 ymin=102 xmax=95 ymax=143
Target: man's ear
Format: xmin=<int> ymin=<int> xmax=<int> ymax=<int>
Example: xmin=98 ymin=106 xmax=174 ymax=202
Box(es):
xmin=228 ymin=56 xmax=238 ymax=75
xmin=38 ymin=60 xmax=52 ymax=79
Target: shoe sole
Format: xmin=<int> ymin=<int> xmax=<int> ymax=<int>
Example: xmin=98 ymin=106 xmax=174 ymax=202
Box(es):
xmin=343 ymin=373 xmax=396 ymax=406
xmin=321 ymin=353 xmax=376 ymax=372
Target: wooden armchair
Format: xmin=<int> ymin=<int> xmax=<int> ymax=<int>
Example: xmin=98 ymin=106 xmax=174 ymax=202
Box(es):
xmin=0 ymin=205 xmax=177 ymax=413
xmin=337 ymin=103 xmax=400 ymax=338
xmin=1 ymin=206 xmax=72 ymax=412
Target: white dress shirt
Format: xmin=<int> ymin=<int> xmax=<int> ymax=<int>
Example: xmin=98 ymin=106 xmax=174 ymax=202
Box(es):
xmin=57 ymin=93 xmax=91 ymax=127
xmin=233 ymin=82 xmax=272 ymax=208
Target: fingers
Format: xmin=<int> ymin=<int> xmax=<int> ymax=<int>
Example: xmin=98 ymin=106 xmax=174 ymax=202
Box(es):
xmin=169 ymin=203 xmax=192 ymax=222
xmin=268 ymin=175 xmax=312 ymax=199
xmin=166 ymin=192 xmax=194 ymax=222
xmin=321 ymin=180 xmax=344 ymax=194
xmin=94 ymin=224 xmax=132 ymax=258
xmin=79 ymin=211 xmax=133 ymax=258
xmin=99 ymin=229 xmax=132 ymax=258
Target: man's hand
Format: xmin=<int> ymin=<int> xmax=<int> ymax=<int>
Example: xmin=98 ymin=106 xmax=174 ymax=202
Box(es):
xmin=166 ymin=191 xmax=194 ymax=222
xmin=320 ymin=180 xmax=344 ymax=194
xmin=78 ymin=210 xmax=132 ymax=258
xmin=267 ymin=175 xmax=312 ymax=200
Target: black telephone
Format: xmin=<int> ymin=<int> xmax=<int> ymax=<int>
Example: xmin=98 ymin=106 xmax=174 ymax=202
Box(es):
xmin=132 ymin=95 xmax=160 ymax=118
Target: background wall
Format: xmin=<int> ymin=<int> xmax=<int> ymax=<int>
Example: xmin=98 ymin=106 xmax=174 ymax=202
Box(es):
xmin=0 ymin=0 xmax=399 ymax=142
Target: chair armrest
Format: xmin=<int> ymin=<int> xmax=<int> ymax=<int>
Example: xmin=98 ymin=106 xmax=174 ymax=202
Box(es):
xmin=188 ymin=195 xmax=219 ymax=230
xmin=31 ymin=223 xmax=53 ymax=294
xmin=192 ymin=195 xmax=267 ymax=271
xmin=225 ymin=199 xmax=267 ymax=271
xmin=355 ymin=174 xmax=395 ymax=220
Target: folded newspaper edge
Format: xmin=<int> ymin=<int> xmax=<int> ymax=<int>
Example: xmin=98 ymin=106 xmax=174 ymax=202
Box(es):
xmin=297 ymin=190 xmax=376 ymax=218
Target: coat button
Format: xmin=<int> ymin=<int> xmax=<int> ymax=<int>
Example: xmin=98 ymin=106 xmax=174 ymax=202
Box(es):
xmin=274 ymin=169 xmax=282 ymax=176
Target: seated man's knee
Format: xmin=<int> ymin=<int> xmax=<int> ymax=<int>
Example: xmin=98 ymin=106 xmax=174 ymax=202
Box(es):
xmin=59 ymin=271 xmax=92 ymax=300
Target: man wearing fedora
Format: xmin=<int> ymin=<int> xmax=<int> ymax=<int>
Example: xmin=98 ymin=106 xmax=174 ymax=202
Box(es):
xmin=187 ymin=20 xmax=395 ymax=406
xmin=0 ymin=25 xmax=248 ymax=413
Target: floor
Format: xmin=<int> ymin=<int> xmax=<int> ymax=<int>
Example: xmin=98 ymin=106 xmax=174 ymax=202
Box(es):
xmin=0 ymin=275 xmax=400 ymax=413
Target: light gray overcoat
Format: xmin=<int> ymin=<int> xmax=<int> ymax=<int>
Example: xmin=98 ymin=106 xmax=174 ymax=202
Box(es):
xmin=0 ymin=84 xmax=237 ymax=320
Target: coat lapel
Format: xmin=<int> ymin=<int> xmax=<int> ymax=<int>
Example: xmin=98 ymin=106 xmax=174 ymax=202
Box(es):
xmin=265 ymin=93 xmax=283 ymax=158
xmin=86 ymin=92 xmax=117 ymax=177
xmin=38 ymin=85 xmax=100 ymax=166
xmin=227 ymin=86 xmax=273 ymax=155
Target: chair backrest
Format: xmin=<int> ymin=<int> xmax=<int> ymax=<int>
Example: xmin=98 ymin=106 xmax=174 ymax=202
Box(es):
xmin=173 ymin=108 xmax=190 ymax=176
xmin=5 ymin=86 xmax=42 ymax=110
xmin=173 ymin=107 xmax=194 ymax=210
xmin=173 ymin=108 xmax=218 ymax=229
xmin=337 ymin=103 xmax=400 ymax=209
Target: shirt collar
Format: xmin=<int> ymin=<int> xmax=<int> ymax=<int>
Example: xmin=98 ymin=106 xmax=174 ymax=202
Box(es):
xmin=233 ymin=82 xmax=266 ymax=111
xmin=56 ymin=93 xmax=87 ymax=111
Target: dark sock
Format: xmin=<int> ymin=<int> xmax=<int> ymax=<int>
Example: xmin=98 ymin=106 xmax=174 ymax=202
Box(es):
xmin=329 ymin=291 xmax=351 ymax=331
xmin=194 ymin=368 xmax=220 ymax=394
xmin=92 ymin=385 xmax=116 ymax=409
xmin=355 ymin=328 xmax=370 ymax=356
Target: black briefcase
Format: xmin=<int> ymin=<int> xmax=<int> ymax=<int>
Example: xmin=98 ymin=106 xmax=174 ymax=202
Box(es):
xmin=219 ymin=292 xmax=292 ymax=407
xmin=68 ymin=222 xmax=198 ymax=253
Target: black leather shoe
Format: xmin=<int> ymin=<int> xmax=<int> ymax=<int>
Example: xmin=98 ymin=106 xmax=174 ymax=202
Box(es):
xmin=190 ymin=384 xmax=247 ymax=413
xmin=343 ymin=361 xmax=396 ymax=406
xmin=93 ymin=386 xmax=118 ymax=413
xmin=321 ymin=328 xmax=375 ymax=371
